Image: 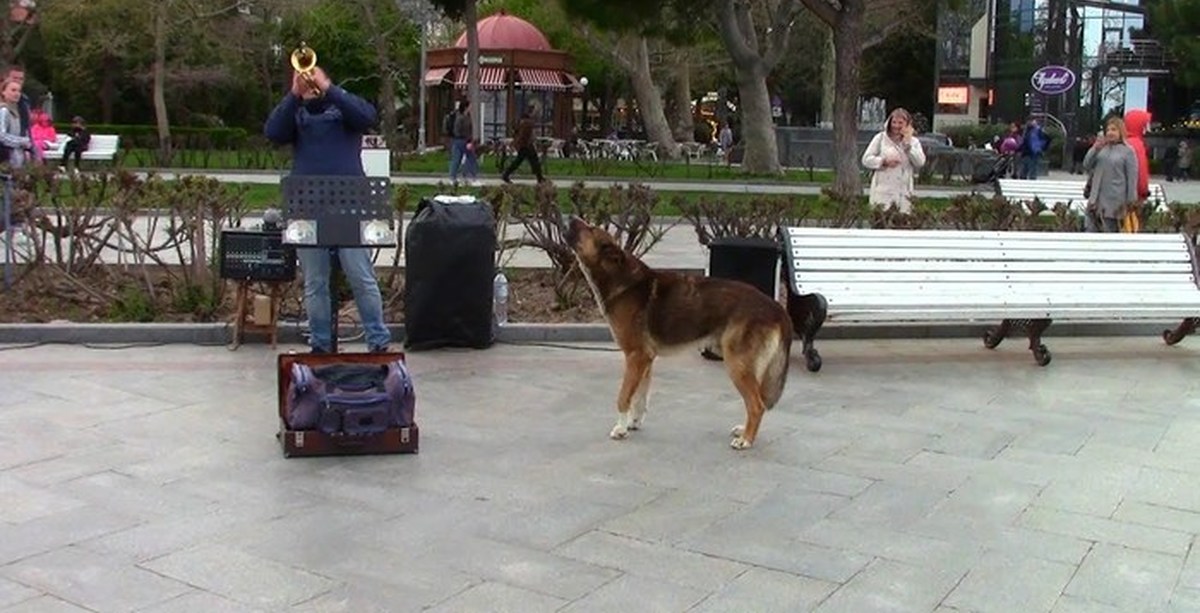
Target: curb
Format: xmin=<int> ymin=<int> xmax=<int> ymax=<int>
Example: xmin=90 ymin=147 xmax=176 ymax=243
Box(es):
xmin=0 ymin=320 xmax=1182 ymax=347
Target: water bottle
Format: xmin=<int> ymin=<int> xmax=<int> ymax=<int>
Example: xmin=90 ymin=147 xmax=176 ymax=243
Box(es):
xmin=493 ymin=270 xmax=509 ymax=326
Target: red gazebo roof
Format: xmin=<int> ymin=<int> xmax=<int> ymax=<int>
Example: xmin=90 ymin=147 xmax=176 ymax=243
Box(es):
xmin=453 ymin=10 xmax=552 ymax=51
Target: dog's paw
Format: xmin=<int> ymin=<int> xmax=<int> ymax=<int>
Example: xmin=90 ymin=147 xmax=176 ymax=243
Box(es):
xmin=730 ymin=424 xmax=745 ymax=438
xmin=730 ymin=436 xmax=753 ymax=450
xmin=610 ymin=424 xmax=629 ymax=439
xmin=629 ymin=416 xmax=644 ymax=430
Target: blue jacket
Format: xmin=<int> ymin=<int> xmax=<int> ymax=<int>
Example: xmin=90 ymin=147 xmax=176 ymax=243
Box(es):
xmin=263 ymin=86 xmax=377 ymax=176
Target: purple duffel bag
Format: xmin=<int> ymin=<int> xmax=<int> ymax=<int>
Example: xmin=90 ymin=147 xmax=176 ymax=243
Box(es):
xmin=286 ymin=360 xmax=416 ymax=434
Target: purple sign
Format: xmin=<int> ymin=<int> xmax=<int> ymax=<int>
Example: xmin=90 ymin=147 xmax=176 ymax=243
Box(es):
xmin=1030 ymin=65 xmax=1076 ymax=96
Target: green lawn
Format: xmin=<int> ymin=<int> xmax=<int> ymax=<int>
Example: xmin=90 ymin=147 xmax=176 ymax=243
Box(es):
xmin=124 ymin=147 xmax=836 ymax=184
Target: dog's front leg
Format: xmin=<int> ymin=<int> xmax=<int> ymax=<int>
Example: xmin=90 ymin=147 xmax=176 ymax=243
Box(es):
xmin=612 ymin=351 xmax=652 ymax=439
xmin=629 ymin=361 xmax=653 ymax=430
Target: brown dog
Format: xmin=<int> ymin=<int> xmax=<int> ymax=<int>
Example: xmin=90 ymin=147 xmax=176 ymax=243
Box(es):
xmin=565 ymin=218 xmax=793 ymax=449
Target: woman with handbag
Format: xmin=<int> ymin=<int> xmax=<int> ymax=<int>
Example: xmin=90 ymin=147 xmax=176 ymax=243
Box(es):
xmin=1082 ymin=117 xmax=1139 ymax=233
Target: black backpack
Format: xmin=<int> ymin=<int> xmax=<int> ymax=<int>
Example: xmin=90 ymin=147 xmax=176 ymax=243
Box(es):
xmin=442 ymin=111 xmax=456 ymax=137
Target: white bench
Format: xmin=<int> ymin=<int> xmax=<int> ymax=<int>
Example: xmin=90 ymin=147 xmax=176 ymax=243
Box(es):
xmin=42 ymin=133 xmax=120 ymax=163
xmin=998 ymin=178 xmax=1169 ymax=212
xmin=780 ymin=226 xmax=1200 ymax=370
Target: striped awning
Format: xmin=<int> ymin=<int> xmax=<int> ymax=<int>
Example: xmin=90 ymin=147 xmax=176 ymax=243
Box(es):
xmin=453 ymin=67 xmax=507 ymax=90
xmin=516 ymin=68 xmax=569 ymax=91
xmin=423 ymin=67 xmax=452 ymax=86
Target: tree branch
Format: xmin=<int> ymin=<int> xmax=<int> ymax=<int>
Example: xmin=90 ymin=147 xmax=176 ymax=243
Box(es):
xmin=717 ymin=0 xmax=760 ymax=69
xmin=799 ymin=0 xmax=839 ymax=26
xmin=762 ymin=0 xmax=803 ymax=70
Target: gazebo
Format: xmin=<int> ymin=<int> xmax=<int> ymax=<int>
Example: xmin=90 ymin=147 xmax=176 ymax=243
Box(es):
xmin=423 ymin=10 xmax=581 ymax=144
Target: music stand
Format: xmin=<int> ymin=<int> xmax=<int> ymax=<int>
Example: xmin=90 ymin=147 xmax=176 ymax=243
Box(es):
xmin=280 ymin=175 xmax=395 ymax=353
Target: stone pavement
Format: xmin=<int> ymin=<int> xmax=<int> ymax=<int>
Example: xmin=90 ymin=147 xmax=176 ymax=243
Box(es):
xmin=2 ymin=337 xmax=1200 ymax=611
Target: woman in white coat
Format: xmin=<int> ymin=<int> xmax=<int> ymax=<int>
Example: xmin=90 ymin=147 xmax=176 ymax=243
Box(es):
xmin=861 ymin=108 xmax=926 ymax=212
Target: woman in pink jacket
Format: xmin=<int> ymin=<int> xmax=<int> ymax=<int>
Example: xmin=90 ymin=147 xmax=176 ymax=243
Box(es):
xmin=29 ymin=109 xmax=57 ymax=165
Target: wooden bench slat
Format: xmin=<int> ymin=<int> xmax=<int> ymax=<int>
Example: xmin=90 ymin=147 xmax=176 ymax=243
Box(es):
xmin=788 ymin=236 xmax=1187 ymax=252
xmin=794 ymin=271 xmax=1197 ymax=285
xmin=789 ymin=259 xmax=1193 ymax=274
xmin=784 ymin=227 xmax=1182 ymax=242
xmin=826 ymin=307 xmax=1198 ymax=321
xmin=789 ymin=247 xmax=1192 ymax=263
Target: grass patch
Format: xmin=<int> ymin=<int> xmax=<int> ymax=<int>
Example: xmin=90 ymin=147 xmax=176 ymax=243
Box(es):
xmin=125 ymin=147 xmax=834 ymax=184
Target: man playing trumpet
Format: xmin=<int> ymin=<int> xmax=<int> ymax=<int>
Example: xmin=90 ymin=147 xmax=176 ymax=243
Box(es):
xmin=263 ymin=52 xmax=392 ymax=354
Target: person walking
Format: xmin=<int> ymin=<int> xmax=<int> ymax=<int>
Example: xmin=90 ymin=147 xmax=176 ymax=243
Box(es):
xmin=264 ymin=64 xmax=392 ymax=354
xmin=861 ymin=107 xmax=926 ymax=212
xmin=1177 ymin=141 xmax=1192 ymax=181
xmin=1082 ymin=116 xmax=1139 ymax=233
xmin=448 ymin=99 xmax=480 ymax=187
xmin=501 ymin=106 xmax=545 ymax=184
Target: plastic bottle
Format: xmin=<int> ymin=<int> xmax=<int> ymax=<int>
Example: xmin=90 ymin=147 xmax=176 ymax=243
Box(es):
xmin=493 ymin=270 xmax=509 ymax=326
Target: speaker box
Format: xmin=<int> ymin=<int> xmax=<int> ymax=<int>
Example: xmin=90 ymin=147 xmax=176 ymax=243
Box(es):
xmin=706 ymin=237 xmax=780 ymax=298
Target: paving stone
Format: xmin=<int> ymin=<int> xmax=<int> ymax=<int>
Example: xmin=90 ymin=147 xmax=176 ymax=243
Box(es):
xmin=907 ymin=476 xmax=1042 ymax=541
xmin=1050 ymin=595 xmax=1126 ymax=613
xmin=829 ymin=481 xmax=952 ymax=530
xmin=0 ymin=577 xmax=39 ymax=609
xmin=0 ymin=504 xmax=140 ymax=566
xmin=0 ymin=595 xmax=91 ymax=612
xmin=557 ymin=574 xmax=707 ymax=613
xmin=137 ymin=590 xmax=268 ymax=612
xmin=554 ymin=530 xmax=749 ymax=591
xmin=797 ymin=518 xmax=980 ymax=567
xmin=423 ymin=535 xmax=620 ymax=601
xmin=812 ymin=558 xmax=966 ymax=613
xmin=139 ymin=545 xmax=336 ymax=609
xmin=598 ymin=489 xmax=747 ymax=544
xmin=0 ymin=545 xmax=191 ymax=612
xmin=1063 ymin=543 xmax=1183 ymax=611
xmin=1018 ymin=506 xmax=1191 ymax=556
xmin=942 ymin=551 xmax=1076 ymax=613
xmin=421 ymin=580 xmax=568 ymax=613
xmin=689 ymin=567 xmax=837 ymax=613
xmin=1113 ymin=501 xmax=1200 ymax=534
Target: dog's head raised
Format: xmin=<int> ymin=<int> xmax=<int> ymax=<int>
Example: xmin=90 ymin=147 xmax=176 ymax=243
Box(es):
xmin=565 ymin=217 xmax=644 ymax=293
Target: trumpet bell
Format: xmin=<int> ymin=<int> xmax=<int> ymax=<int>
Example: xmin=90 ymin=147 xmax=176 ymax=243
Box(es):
xmin=291 ymin=42 xmax=317 ymax=74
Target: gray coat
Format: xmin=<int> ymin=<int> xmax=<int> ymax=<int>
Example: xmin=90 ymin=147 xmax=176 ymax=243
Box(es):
xmin=1083 ymin=142 xmax=1138 ymax=219
xmin=0 ymin=105 xmax=29 ymax=168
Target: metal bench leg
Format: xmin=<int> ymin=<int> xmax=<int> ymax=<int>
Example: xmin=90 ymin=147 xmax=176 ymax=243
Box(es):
xmin=986 ymin=318 xmax=1052 ymax=365
xmin=787 ymin=292 xmax=827 ymax=372
xmin=983 ymin=320 xmax=1013 ymax=349
xmin=1163 ymin=318 xmax=1200 ymax=346
xmin=1025 ymin=319 xmax=1053 ymax=366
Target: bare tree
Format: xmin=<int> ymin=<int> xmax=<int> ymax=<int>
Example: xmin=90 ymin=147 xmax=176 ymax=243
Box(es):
xmin=714 ymin=0 xmax=804 ymax=175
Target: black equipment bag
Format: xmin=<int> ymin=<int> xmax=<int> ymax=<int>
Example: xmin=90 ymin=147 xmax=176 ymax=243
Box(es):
xmin=404 ymin=196 xmax=496 ymax=350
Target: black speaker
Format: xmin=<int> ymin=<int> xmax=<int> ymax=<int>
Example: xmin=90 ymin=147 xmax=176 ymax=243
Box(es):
xmin=707 ymin=237 xmax=780 ymax=297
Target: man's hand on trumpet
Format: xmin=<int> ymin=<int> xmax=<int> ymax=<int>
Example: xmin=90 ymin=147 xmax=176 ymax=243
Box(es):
xmin=291 ymin=67 xmax=331 ymax=99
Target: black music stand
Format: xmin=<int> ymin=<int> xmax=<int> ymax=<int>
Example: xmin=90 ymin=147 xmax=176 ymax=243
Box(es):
xmin=280 ymin=175 xmax=395 ymax=353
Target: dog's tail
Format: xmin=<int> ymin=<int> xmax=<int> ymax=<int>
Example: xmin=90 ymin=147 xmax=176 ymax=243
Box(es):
xmin=761 ymin=327 xmax=792 ymax=410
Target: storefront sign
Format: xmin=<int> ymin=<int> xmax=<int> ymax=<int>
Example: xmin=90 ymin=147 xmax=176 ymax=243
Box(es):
xmin=1030 ymin=65 xmax=1076 ymax=96
xmin=937 ymin=86 xmax=969 ymax=105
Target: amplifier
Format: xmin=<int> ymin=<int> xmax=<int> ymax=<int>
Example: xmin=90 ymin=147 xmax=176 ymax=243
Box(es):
xmin=219 ymin=229 xmax=297 ymax=281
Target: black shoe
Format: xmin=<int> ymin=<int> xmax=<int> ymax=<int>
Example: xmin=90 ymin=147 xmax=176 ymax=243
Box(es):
xmin=501 ymin=176 xmax=513 ymax=184
xmin=310 ymin=347 xmax=330 ymax=354
xmin=369 ymin=345 xmax=390 ymax=354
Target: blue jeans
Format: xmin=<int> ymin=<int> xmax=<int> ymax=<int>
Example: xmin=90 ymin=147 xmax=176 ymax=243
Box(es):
xmin=1021 ymin=154 xmax=1041 ymax=179
xmin=449 ymin=138 xmax=478 ymax=182
xmin=297 ymin=247 xmax=391 ymax=351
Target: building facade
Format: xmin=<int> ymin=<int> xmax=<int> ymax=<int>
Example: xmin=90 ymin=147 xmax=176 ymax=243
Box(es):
xmin=934 ymin=0 xmax=1169 ymax=136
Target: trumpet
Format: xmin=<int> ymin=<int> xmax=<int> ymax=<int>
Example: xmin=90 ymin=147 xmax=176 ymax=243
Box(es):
xmin=291 ymin=41 xmax=321 ymax=96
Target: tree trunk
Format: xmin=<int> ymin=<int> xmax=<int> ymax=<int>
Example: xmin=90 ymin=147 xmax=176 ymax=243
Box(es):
xmin=152 ymin=1 xmax=172 ymax=164
xmin=671 ymin=55 xmax=694 ymax=143
xmin=464 ymin=0 xmax=481 ymax=141
xmin=363 ymin=4 xmax=397 ymax=154
xmin=735 ymin=66 xmax=780 ymax=174
xmin=626 ymin=37 xmax=679 ymax=159
xmin=820 ymin=35 xmax=835 ymax=126
xmin=830 ymin=3 xmax=865 ymax=199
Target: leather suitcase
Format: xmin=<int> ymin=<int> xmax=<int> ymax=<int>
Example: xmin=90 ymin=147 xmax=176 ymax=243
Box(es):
xmin=276 ymin=351 xmax=419 ymax=458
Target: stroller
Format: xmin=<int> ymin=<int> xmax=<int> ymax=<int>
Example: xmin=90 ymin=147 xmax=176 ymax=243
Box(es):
xmin=970 ymin=151 xmax=1016 ymax=187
